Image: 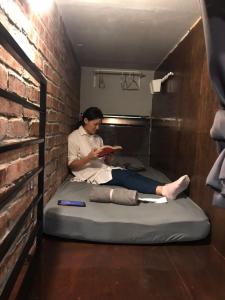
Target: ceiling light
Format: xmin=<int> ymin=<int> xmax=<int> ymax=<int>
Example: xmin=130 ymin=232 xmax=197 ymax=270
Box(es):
xmin=27 ymin=0 xmax=54 ymax=14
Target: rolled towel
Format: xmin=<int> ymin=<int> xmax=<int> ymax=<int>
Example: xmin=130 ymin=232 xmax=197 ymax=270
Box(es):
xmin=89 ymin=186 xmax=138 ymax=206
xmin=210 ymin=110 xmax=225 ymax=141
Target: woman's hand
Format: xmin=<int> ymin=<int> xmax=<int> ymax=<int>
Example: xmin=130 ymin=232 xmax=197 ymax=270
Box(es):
xmin=87 ymin=148 xmax=100 ymax=160
xmin=104 ymin=154 xmax=114 ymax=165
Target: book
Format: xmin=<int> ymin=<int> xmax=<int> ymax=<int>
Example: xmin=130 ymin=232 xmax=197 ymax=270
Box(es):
xmin=97 ymin=145 xmax=123 ymax=157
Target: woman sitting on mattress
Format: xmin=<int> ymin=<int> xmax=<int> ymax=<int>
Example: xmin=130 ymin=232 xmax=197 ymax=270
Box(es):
xmin=68 ymin=107 xmax=190 ymax=200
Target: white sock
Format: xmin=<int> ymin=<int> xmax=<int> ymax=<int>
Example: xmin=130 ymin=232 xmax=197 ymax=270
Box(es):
xmin=162 ymin=175 xmax=190 ymax=200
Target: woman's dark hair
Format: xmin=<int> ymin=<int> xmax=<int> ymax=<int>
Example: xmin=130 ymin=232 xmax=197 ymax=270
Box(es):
xmin=75 ymin=107 xmax=103 ymax=129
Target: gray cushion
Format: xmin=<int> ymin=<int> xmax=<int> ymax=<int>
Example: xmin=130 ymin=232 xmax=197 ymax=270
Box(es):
xmin=44 ymin=167 xmax=210 ymax=244
xmin=90 ymin=186 xmax=138 ymax=205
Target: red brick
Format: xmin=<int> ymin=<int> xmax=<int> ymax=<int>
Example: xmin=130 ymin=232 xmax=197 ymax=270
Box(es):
xmin=3 ymin=155 xmax=38 ymax=186
xmin=25 ymin=85 xmax=33 ymax=100
xmin=0 ymin=164 xmax=8 ymax=186
xmin=52 ymin=98 xmax=60 ymax=111
xmin=22 ymin=69 xmax=39 ymax=86
xmin=52 ymin=71 xmax=61 ymax=86
xmin=26 ymin=85 xmax=40 ymax=104
xmin=8 ymin=74 xmax=26 ymax=98
xmin=0 ymin=47 xmax=23 ymax=75
xmin=0 ymin=144 xmax=38 ymax=165
xmin=45 ymin=151 xmax=52 ymax=162
xmin=0 ymin=64 xmax=8 ymax=90
xmin=59 ymin=123 xmax=67 ymax=134
xmin=0 ymin=118 xmax=8 ymax=141
xmin=36 ymin=20 xmax=45 ymax=38
xmin=46 ymin=95 xmax=53 ymax=109
xmin=45 ymin=136 xmax=54 ymax=149
xmin=7 ymin=195 xmax=31 ymax=227
xmin=29 ymin=120 xmax=39 ymax=136
xmin=0 ymin=185 xmax=12 ymax=199
xmin=47 ymin=110 xmax=58 ymax=122
xmin=44 ymin=176 xmax=51 ymax=190
xmin=53 ymin=123 xmax=60 ymax=133
xmin=27 ymin=28 xmax=38 ymax=48
xmin=3 ymin=161 xmax=20 ymax=186
xmin=0 ymin=264 xmax=8 ymax=290
xmin=0 ymin=212 xmax=8 ymax=241
xmin=44 ymin=186 xmax=53 ymax=205
xmin=4 ymin=242 xmax=22 ymax=272
xmin=33 ymin=88 xmax=40 ymax=103
xmin=55 ymin=135 xmax=65 ymax=146
xmin=0 ymin=148 xmax=22 ymax=164
xmin=20 ymin=145 xmax=38 ymax=158
xmin=58 ymin=102 xmax=65 ymax=113
xmin=7 ymin=118 xmax=28 ymax=138
xmin=23 ymin=154 xmax=38 ymax=172
xmin=47 ymin=81 xmax=59 ymax=97
xmin=43 ymin=62 xmax=54 ymax=81
xmin=45 ymin=161 xmax=56 ymax=177
xmin=23 ymin=107 xmax=39 ymax=119
xmin=45 ymin=123 xmax=53 ymax=136
xmin=51 ymin=147 xmax=60 ymax=160
xmin=34 ymin=52 xmax=43 ymax=72
xmin=0 ymin=97 xmax=23 ymax=118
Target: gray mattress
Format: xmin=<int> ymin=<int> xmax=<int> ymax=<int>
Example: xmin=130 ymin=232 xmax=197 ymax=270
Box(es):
xmin=44 ymin=168 xmax=210 ymax=244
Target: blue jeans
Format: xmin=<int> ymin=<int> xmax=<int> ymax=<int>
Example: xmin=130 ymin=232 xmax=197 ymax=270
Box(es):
xmin=102 ymin=169 xmax=162 ymax=194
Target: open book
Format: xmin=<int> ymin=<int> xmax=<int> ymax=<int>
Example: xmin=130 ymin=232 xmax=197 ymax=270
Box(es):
xmin=97 ymin=145 xmax=123 ymax=157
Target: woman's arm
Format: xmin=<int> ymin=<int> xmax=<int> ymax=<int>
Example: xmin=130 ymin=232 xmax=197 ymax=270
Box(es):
xmin=69 ymin=148 xmax=100 ymax=171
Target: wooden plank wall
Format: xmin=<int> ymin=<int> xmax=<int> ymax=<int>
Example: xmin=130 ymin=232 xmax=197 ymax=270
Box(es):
xmin=150 ymin=20 xmax=225 ymax=256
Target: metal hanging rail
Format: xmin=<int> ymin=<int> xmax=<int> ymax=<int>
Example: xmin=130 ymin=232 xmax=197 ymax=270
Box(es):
xmin=94 ymin=69 xmax=146 ymax=77
xmin=93 ymin=69 xmax=146 ymax=90
xmin=0 ymin=22 xmax=46 ymax=300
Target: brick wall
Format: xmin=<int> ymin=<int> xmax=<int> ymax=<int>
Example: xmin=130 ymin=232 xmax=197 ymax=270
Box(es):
xmin=0 ymin=0 xmax=80 ymax=295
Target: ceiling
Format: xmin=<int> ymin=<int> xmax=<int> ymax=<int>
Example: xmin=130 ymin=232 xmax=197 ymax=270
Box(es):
xmin=56 ymin=0 xmax=201 ymax=70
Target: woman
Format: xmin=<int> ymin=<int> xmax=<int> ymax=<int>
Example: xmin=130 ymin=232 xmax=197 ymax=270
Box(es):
xmin=68 ymin=107 xmax=190 ymax=200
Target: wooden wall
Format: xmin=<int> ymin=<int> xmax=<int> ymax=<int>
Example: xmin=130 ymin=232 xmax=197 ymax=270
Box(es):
xmin=150 ymin=20 xmax=225 ymax=256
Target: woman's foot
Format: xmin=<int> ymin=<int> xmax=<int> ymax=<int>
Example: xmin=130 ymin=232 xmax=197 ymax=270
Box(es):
xmin=161 ymin=175 xmax=190 ymax=200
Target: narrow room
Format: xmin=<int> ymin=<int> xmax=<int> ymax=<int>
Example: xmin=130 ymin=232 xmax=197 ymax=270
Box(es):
xmin=1 ymin=0 xmax=225 ymax=299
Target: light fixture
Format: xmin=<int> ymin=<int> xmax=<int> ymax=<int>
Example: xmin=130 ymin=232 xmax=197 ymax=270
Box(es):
xmin=27 ymin=0 xmax=54 ymax=14
xmin=149 ymin=72 xmax=174 ymax=94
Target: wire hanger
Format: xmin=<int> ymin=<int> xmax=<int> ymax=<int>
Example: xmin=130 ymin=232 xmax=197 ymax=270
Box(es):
xmin=98 ymin=73 xmax=105 ymax=89
xmin=121 ymin=74 xmax=129 ymax=90
xmin=122 ymin=73 xmax=140 ymax=90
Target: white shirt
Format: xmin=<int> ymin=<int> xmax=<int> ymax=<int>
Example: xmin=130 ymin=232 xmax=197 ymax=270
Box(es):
xmin=68 ymin=126 xmax=122 ymax=184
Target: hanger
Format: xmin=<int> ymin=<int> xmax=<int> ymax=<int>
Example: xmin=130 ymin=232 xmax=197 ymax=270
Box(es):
xmin=99 ymin=73 xmax=105 ymax=89
xmin=121 ymin=74 xmax=129 ymax=89
xmin=122 ymin=73 xmax=140 ymax=90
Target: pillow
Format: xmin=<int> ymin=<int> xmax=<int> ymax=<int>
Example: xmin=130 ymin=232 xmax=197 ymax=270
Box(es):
xmin=111 ymin=155 xmax=146 ymax=171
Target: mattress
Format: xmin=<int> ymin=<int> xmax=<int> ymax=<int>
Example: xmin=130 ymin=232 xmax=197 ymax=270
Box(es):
xmin=43 ymin=168 xmax=210 ymax=244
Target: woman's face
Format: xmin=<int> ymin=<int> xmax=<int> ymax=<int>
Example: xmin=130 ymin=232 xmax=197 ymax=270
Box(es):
xmin=84 ymin=118 xmax=102 ymax=135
